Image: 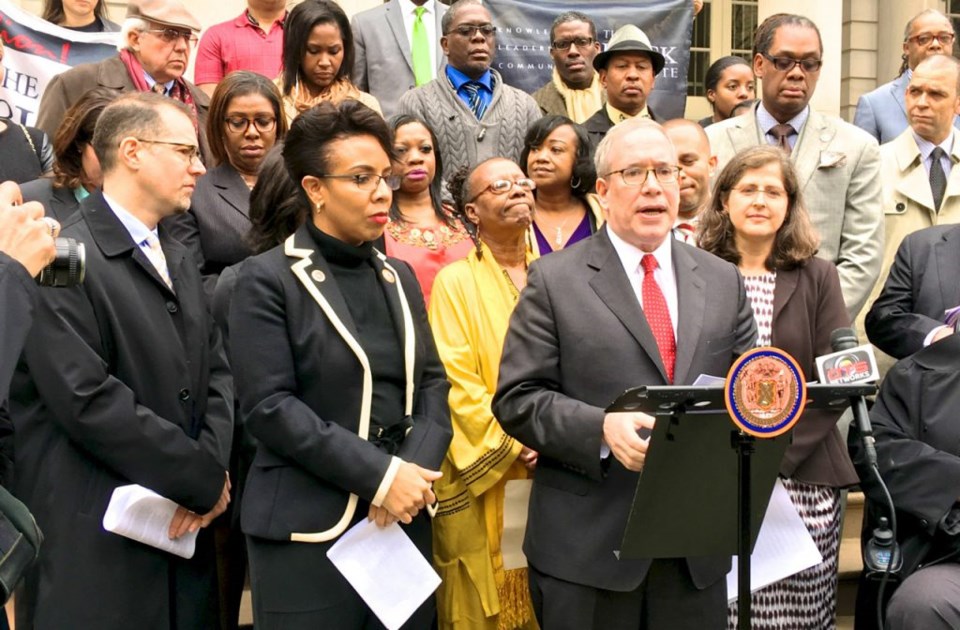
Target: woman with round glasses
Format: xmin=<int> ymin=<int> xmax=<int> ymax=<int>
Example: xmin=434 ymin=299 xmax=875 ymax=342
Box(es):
xmin=698 ymin=146 xmax=857 ymax=629
xmin=520 ymin=115 xmax=602 ymax=255
xmin=385 ymin=114 xmax=473 ymax=305
xmin=229 ymin=100 xmax=452 ymax=629
xmin=165 ymin=71 xmax=287 ymax=285
xmin=429 ymin=157 xmax=539 ymax=630
xmin=41 ymin=0 xmax=118 ymax=31
xmin=278 ymin=0 xmax=381 ymax=123
xmin=699 ymin=56 xmax=755 ymax=127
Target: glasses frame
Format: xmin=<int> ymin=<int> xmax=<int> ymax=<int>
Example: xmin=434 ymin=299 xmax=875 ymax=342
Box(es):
xmin=550 ymin=37 xmax=596 ymax=51
xmin=447 ymin=23 xmax=496 ymax=38
xmin=144 ymin=28 xmax=199 ymax=46
xmin=762 ymin=53 xmax=823 ymax=73
xmin=318 ymin=173 xmax=402 ymax=192
xmin=224 ymin=116 xmax=277 ymax=134
xmin=467 ymin=178 xmax=536 ymax=204
xmin=133 ymin=138 xmax=202 ymax=164
xmin=603 ymin=166 xmax=681 ymax=187
xmin=729 ymin=184 xmax=788 ymax=201
xmin=906 ymin=32 xmax=956 ymax=47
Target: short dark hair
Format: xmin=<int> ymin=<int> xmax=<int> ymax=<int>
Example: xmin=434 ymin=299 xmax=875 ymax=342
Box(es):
xmin=281 ymin=0 xmax=355 ymax=96
xmin=42 ymin=0 xmax=109 ymax=26
xmin=52 ymin=87 xmax=117 ymax=190
xmin=92 ymin=92 xmax=192 ymax=174
xmin=698 ymin=145 xmax=819 ymax=270
xmin=247 ymin=142 xmax=301 ymax=254
xmin=387 ymin=114 xmax=455 ymax=227
xmin=270 ymin=100 xmax=393 ymax=244
xmin=704 ymin=56 xmax=750 ymax=93
xmin=207 ymin=71 xmax=288 ymax=167
xmin=520 ymin=115 xmax=596 ymax=199
xmin=549 ymin=11 xmax=596 ymax=43
xmin=441 ymin=0 xmax=485 ymax=35
xmin=753 ymin=13 xmax=823 ymax=59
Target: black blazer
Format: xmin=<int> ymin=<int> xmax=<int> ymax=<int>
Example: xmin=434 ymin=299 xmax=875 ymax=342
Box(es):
xmin=865 ymin=224 xmax=960 ymax=359
xmin=493 ymin=228 xmax=757 ymax=593
xmin=9 ymin=192 xmax=233 ymax=628
xmin=19 ymin=177 xmax=81 ymax=223
xmin=229 ymin=225 xmax=452 ymax=542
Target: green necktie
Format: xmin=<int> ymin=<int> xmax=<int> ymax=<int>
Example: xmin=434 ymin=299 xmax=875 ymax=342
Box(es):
xmin=411 ymin=7 xmax=431 ymax=86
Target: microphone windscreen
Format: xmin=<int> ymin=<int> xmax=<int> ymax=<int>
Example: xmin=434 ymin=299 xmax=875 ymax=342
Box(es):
xmin=829 ymin=327 xmax=859 ymax=352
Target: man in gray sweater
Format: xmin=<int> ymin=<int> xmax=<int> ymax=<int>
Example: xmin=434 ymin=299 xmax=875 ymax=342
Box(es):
xmin=398 ymin=0 xmax=542 ymax=180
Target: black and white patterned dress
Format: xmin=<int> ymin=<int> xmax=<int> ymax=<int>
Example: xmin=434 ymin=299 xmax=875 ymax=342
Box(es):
xmin=727 ymin=271 xmax=842 ymax=630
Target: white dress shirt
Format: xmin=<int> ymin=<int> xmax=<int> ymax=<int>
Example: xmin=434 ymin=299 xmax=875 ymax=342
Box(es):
xmin=398 ymin=0 xmax=438 ymax=78
xmin=103 ymin=192 xmax=159 ymax=255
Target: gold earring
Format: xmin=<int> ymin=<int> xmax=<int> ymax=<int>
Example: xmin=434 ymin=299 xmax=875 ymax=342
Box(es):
xmin=315 ymin=201 xmax=323 ymax=214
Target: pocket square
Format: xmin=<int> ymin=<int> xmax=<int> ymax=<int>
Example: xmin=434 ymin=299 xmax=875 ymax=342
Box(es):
xmin=818 ymin=151 xmax=847 ymax=169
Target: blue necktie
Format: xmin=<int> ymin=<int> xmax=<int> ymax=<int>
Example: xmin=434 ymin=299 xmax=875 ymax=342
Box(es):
xmin=461 ymin=81 xmax=487 ymax=120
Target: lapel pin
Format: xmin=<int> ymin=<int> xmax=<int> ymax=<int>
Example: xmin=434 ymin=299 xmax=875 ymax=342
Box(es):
xmin=381 ymin=268 xmax=396 ymax=284
xmin=311 ymin=269 xmax=326 ymax=283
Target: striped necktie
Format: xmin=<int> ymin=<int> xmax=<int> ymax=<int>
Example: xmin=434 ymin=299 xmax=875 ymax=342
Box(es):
xmin=930 ymin=146 xmax=947 ymax=212
xmin=143 ymin=234 xmax=174 ymax=290
xmin=461 ymin=81 xmax=487 ymax=120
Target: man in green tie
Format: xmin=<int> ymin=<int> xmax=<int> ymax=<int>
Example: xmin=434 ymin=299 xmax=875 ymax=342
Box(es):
xmin=352 ymin=0 xmax=448 ymax=119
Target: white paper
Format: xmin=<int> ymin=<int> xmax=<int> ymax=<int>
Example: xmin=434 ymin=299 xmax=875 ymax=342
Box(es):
xmin=692 ymin=374 xmax=726 ymax=386
xmin=102 ymin=484 xmax=197 ymax=559
xmin=327 ymin=519 xmax=441 ymax=630
xmin=502 ymin=480 xmax=532 ymax=570
xmin=726 ymin=479 xmax=823 ymax=603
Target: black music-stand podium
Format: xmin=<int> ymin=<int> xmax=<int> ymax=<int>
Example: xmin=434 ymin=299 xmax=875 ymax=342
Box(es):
xmin=607 ymin=383 xmax=874 ymax=629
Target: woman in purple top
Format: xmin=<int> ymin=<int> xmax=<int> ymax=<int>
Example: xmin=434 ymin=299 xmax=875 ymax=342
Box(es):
xmin=520 ymin=115 xmax=602 ymax=255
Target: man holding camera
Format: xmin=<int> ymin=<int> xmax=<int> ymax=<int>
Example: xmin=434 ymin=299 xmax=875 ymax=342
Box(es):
xmin=9 ymin=93 xmax=233 ymax=629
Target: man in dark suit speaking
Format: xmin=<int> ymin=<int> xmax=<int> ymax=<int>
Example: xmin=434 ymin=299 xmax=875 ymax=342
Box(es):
xmin=493 ymin=118 xmax=757 ymax=629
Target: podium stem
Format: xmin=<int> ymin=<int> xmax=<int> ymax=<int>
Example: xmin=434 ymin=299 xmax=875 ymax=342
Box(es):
xmin=737 ymin=432 xmax=754 ymax=630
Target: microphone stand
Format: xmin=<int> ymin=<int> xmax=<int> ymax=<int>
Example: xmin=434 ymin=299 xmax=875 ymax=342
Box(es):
xmin=734 ymin=430 xmax=755 ymax=630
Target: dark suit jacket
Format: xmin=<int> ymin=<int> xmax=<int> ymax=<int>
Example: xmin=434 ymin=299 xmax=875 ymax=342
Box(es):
xmin=19 ymin=178 xmax=81 ymax=223
xmin=36 ymin=55 xmax=212 ymax=164
xmin=229 ymin=225 xmax=452 ymax=543
xmin=493 ymin=228 xmax=757 ymax=593
xmin=772 ymin=258 xmax=858 ymax=487
xmin=582 ymin=106 xmax=658 ymax=151
xmin=9 ymin=192 xmax=233 ymax=629
xmin=865 ymin=224 xmax=960 ymax=359
xmin=163 ymin=163 xmax=253 ymax=282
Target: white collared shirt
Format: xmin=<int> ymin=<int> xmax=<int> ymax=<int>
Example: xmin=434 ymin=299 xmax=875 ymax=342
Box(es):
xmin=912 ymin=129 xmax=955 ymax=177
xmin=606 ymin=226 xmax=679 ymax=337
xmin=103 ymin=192 xmax=160 ymax=258
xmin=756 ymin=102 xmax=809 ymax=152
xmin=398 ymin=0 xmax=438 ymax=79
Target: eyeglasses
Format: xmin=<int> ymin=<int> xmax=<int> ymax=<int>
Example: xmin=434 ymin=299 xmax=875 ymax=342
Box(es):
xmin=907 ymin=32 xmax=956 ymax=47
xmin=604 ymin=166 xmax=681 ymax=187
xmin=762 ymin=54 xmax=822 ymax=73
xmin=467 ymin=178 xmax=536 ymax=203
xmin=134 ymin=138 xmax=202 ymax=163
xmin=551 ymin=37 xmax=596 ymax=51
xmin=730 ymin=185 xmax=786 ymax=201
xmin=144 ymin=28 xmax=198 ymax=46
xmin=319 ymin=173 xmax=402 ymax=191
xmin=224 ymin=116 xmax=277 ymax=134
xmin=448 ymin=23 xmax=496 ymax=38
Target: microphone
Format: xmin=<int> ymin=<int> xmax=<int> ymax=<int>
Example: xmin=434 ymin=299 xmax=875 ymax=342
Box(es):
xmin=817 ymin=327 xmax=877 ymax=468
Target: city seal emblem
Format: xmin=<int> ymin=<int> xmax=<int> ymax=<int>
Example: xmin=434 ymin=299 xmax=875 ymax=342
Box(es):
xmin=724 ymin=347 xmax=806 ymax=438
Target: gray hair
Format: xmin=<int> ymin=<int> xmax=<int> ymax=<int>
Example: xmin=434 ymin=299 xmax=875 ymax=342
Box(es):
xmin=118 ymin=17 xmax=150 ymax=52
xmin=594 ymin=118 xmax=670 ymax=176
xmin=441 ymin=0 xmax=485 ymax=35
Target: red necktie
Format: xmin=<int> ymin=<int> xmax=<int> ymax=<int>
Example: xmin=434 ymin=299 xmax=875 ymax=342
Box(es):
xmin=675 ymin=222 xmax=695 ymax=243
xmin=641 ymin=254 xmax=676 ymax=383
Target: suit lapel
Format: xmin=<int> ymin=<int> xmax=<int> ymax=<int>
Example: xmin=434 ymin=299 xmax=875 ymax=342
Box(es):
xmin=587 ymin=230 xmax=669 ymax=382
xmin=935 ymin=227 xmax=960 ymax=311
xmin=213 ymin=165 xmax=251 ymax=219
xmin=672 ymin=242 xmax=704 ymax=384
xmin=371 ymin=251 xmax=416 ymax=415
xmin=158 ymin=224 xmax=186 ymax=296
xmin=771 ymin=266 xmax=799 ymax=330
xmin=892 ymin=73 xmax=908 ymax=118
xmin=385 ymin=1 xmax=414 ymax=75
xmin=726 ymin=108 xmax=764 ymax=155
xmin=944 ymin=136 xmax=960 ymax=204
xmin=893 ymin=133 xmax=936 ymax=214
xmin=792 ymin=111 xmax=834 ymax=191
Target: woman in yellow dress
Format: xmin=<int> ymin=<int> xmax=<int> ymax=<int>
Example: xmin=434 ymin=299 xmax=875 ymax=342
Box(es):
xmin=428 ymin=158 xmax=540 ymax=630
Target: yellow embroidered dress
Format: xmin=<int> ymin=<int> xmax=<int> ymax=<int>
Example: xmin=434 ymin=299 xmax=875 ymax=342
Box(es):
xmin=428 ymin=243 xmax=538 ymax=630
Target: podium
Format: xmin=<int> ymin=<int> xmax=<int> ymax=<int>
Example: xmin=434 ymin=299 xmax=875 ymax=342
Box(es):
xmin=607 ymin=383 xmax=874 ymax=628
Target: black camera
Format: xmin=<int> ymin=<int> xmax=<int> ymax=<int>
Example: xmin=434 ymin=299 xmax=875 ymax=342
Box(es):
xmin=36 ymin=237 xmax=85 ymax=288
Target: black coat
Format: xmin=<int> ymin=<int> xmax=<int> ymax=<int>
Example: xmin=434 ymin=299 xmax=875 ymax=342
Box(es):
xmin=19 ymin=178 xmax=81 ymax=223
xmin=9 ymin=192 xmax=233 ymax=629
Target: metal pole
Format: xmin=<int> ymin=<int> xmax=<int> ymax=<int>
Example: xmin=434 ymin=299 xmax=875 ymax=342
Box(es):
xmin=737 ymin=432 xmax=754 ymax=630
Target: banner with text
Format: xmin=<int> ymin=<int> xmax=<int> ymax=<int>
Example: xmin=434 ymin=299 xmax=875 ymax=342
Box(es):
xmin=1 ymin=0 xmax=117 ymax=125
xmin=485 ymin=0 xmax=693 ymax=120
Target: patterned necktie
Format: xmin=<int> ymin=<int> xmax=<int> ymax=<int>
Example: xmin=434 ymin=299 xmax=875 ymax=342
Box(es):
xmin=640 ymin=254 xmax=676 ymax=383
xmin=151 ymin=83 xmax=166 ymax=95
xmin=143 ymin=234 xmax=174 ymax=290
xmin=461 ymin=81 xmax=487 ymax=120
xmin=674 ymin=222 xmax=696 ymax=244
xmin=930 ymin=146 xmax=948 ymax=213
xmin=770 ymin=123 xmax=795 ymax=155
xmin=411 ymin=7 xmax=432 ymax=86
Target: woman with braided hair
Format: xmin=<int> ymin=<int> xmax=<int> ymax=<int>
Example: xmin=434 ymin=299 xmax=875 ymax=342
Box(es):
xmin=428 ymin=158 xmax=540 ymax=630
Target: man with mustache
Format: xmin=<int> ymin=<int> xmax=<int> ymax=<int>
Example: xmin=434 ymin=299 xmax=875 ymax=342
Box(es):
xmin=398 ymin=0 xmax=541 ymax=180
xmin=707 ymin=13 xmax=883 ymax=321
xmin=582 ymin=24 xmax=665 ymax=151
xmin=36 ymin=0 xmax=212 ymax=164
xmin=532 ymin=11 xmax=604 ymax=124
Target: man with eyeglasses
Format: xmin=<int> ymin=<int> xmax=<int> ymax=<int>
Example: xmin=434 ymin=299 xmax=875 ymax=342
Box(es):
xmin=37 ymin=0 xmax=212 ymax=165
xmin=9 ymin=92 xmax=232 ymax=629
xmin=531 ymin=11 xmax=604 ymax=123
xmin=494 ymin=118 xmax=756 ymax=630
xmin=351 ymin=0 xmax=448 ymax=119
xmin=707 ymin=13 xmax=883 ymax=321
xmin=582 ymin=24 xmax=666 ymax=151
xmin=398 ymin=0 xmax=541 ymax=180
xmin=854 ymin=10 xmax=960 ymax=144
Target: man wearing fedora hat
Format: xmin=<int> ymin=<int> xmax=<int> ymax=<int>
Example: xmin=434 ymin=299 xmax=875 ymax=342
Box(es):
xmin=582 ymin=24 xmax=665 ymax=151
xmin=36 ymin=0 xmax=211 ymax=164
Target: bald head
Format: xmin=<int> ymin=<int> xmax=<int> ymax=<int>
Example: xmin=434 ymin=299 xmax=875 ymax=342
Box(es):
xmin=663 ymin=119 xmax=716 ymax=219
xmin=906 ymin=55 xmax=960 ymax=144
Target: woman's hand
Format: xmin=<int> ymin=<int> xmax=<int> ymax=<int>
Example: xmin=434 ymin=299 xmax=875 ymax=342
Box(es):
xmin=367 ymin=504 xmax=399 ymax=528
xmin=519 ymin=445 xmax=538 ymax=471
xmin=382 ymin=462 xmax=442 ymax=524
